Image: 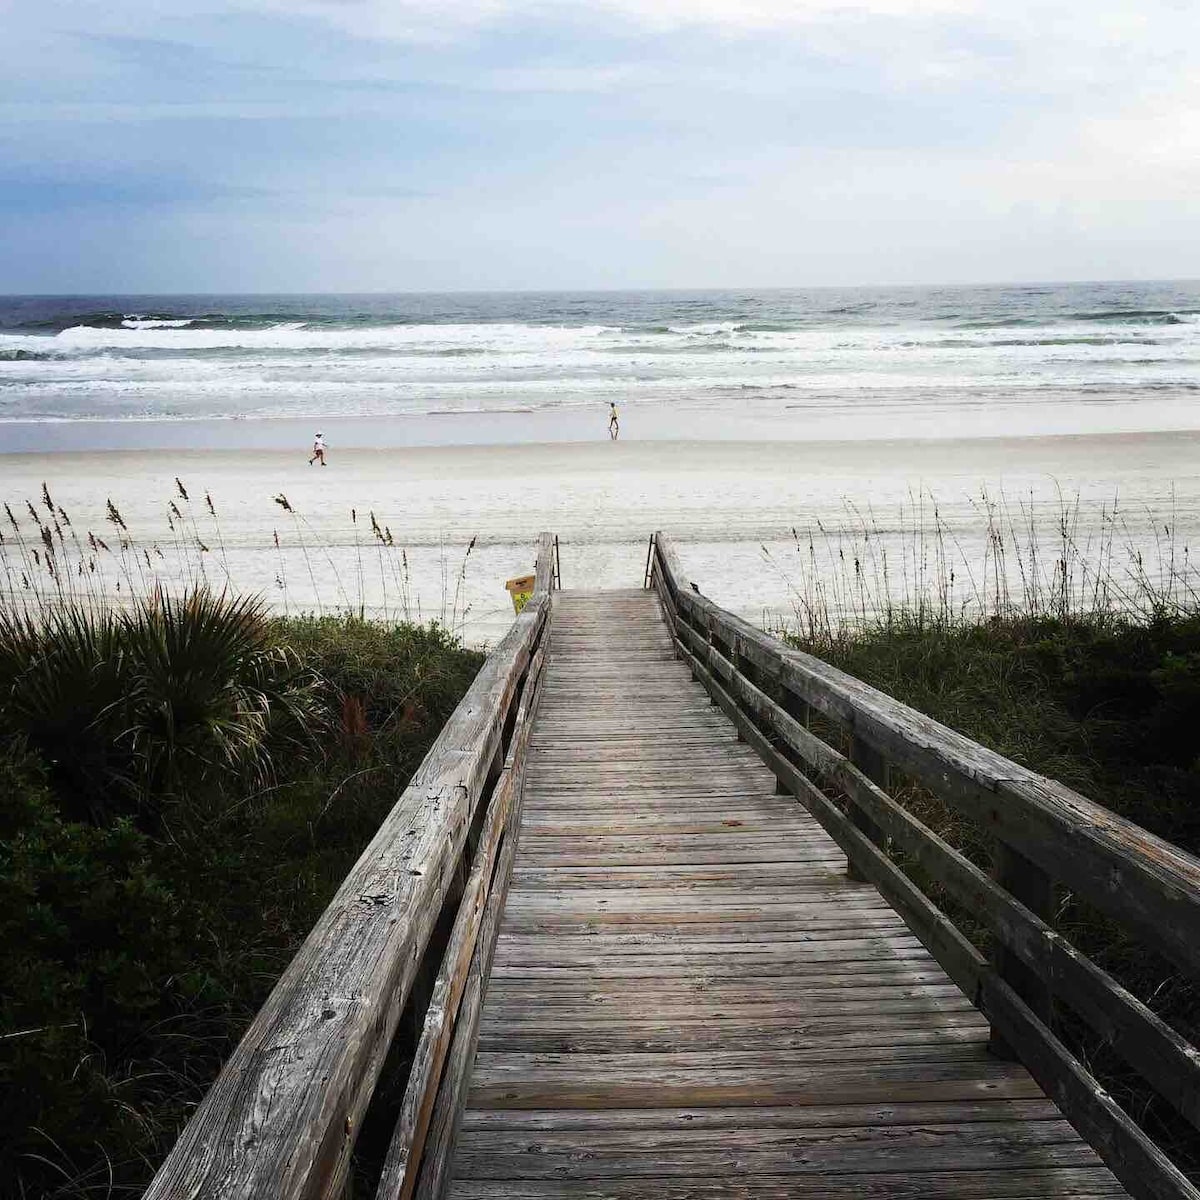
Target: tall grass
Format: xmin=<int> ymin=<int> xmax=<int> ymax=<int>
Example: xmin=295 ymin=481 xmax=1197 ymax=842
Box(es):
xmin=0 ymin=487 xmax=494 ymax=1197
xmin=764 ymin=486 xmax=1199 ymax=653
xmin=0 ymin=482 xmax=479 ymax=641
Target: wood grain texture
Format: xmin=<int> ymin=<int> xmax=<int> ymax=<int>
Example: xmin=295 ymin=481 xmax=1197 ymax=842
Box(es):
xmin=651 ymin=537 xmax=1200 ymax=1200
xmin=376 ymin=637 xmax=549 ymax=1200
xmin=146 ymin=537 xmax=557 ymax=1200
xmin=669 ymin=625 xmax=1200 ymax=1129
xmin=448 ymin=1172 xmax=1128 ymax=1200
xmin=442 ymin=588 xmax=1130 ymax=1200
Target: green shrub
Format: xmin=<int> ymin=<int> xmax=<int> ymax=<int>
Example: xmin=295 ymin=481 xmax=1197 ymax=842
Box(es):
xmin=0 ymin=591 xmax=319 ymax=824
xmin=786 ymin=612 xmax=1200 ymax=853
xmin=0 ymin=605 xmax=483 ymax=1199
xmin=0 ymin=740 xmax=186 ymax=1192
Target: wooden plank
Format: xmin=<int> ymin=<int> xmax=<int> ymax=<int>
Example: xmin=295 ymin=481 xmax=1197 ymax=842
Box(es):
xmin=471 ymin=1044 xmax=991 ymax=1080
xmin=480 ymin=993 xmax=976 ymax=1020
xmin=513 ymin=844 xmax=846 ymax=866
xmin=448 ymin=1171 xmax=1128 ymax=1199
xmin=508 ymin=864 xmax=854 ymax=889
xmin=513 ymin=847 xmax=849 ymax=868
xmin=440 ymin=585 xmax=1131 ymax=1200
xmin=458 ymin=1097 xmax=1063 ymax=1131
xmin=466 ymin=1059 xmax=1048 ymax=1111
xmin=479 ymin=990 xmax=974 ymax=1017
xmin=496 ymin=905 xmax=898 ymax=928
xmin=499 ymin=894 xmax=938 ymax=919
xmin=485 ymin=946 xmax=934 ymax=979
xmin=452 ymin=1119 xmax=1100 ymax=1179
xmin=518 ymin=817 xmax=820 ymax=834
xmin=494 ymin=925 xmax=922 ymax=949
xmin=413 ymin=685 xmax=545 ymax=1200
xmin=376 ymin=767 xmax=518 ymax=1200
xmin=476 ymin=1019 xmax=989 ymax=1055
xmin=376 ymin=639 xmax=548 ymax=1200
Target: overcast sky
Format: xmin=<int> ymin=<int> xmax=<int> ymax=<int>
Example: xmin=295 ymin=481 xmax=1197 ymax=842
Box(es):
xmin=3 ymin=0 xmax=1199 ymax=292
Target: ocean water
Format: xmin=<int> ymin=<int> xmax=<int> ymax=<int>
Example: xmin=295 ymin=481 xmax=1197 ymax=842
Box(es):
xmin=2 ymin=282 xmax=1199 ymax=446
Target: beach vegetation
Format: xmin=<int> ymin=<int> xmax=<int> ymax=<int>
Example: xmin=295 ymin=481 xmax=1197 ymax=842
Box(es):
xmin=0 ymin=595 xmax=484 ymax=1199
xmin=0 ymin=589 xmax=317 ymax=825
xmin=1 ymin=482 xmax=475 ymax=640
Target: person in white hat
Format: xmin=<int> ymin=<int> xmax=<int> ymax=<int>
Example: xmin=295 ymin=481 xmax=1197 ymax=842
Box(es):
xmin=309 ymin=431 xmax=327 ymax=466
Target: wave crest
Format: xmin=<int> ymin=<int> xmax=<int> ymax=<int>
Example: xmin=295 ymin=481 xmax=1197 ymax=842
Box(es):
xmin=121 ymin=317 xmax=195 ymax=330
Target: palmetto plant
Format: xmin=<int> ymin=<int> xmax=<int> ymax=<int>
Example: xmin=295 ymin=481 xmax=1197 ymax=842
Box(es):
xmin=0 ymin=604 xmax=133 ymax=820
xmin=0 ymin=589 xmax=319 ymax=823
xmin=124 ymin=589 xmax=319 ymax=797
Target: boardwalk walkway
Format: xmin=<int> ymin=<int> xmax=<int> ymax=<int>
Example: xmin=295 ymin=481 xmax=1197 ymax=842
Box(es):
xmin=446 ymin=589 xmax=1128 ymax=1198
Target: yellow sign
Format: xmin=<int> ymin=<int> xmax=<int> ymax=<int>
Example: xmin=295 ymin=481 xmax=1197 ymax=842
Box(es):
xmin=505 ymin=572 xmax=537 ymax=614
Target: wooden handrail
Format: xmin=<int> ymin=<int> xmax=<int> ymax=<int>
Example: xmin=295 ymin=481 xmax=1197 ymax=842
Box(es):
xmin=649 ymin=532 xmax=1200 ymax=1200
xmin=146 ymin=533 xmax=560 ymax=1200
xmin=533 ymin=531 xmax=556 ymax=598
xmin=652 ymin=533 xmax=1200 ymax=976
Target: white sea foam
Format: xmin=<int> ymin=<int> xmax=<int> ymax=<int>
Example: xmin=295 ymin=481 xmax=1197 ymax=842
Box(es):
xmin=667 ymin=321 xmax=740 ymax=334
xmin=50 ymin=321 xmax=618 ymax=353
xmin=3 ymin=295 xmax=1199 ymax=437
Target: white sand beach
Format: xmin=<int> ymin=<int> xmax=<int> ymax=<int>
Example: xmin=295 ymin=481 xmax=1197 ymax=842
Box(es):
xmin=5 ymin=429 xmax=1199 ymax=645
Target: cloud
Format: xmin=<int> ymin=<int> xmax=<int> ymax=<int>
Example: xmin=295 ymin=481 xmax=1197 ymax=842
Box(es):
xmin=242 ymin=0 xmax=975 ymax=40
xmin=574 ymin=0 xmax=976 ymax=29
xmin=2 ymin=0 xmax=1199 ymax=289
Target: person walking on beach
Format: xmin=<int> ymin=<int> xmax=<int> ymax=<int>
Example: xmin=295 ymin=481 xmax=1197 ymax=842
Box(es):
xmin=309 ymin=431 xmax=327 ymax=466
xmin=608 ymin=402 xmax=620 ymax=440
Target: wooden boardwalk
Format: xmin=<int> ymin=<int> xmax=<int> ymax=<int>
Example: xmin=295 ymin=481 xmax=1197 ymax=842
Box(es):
xmin=446 ymin=590 xmax=1128 ymax=1198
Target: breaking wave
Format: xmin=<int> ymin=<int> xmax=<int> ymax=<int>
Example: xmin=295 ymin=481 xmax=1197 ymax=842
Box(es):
xmin=2 ymin=282 xmax=1199 ymax=428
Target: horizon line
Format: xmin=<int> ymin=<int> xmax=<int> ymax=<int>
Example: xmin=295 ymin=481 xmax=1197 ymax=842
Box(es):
xmin=4 ymin=275 xmax=1200 ymax=299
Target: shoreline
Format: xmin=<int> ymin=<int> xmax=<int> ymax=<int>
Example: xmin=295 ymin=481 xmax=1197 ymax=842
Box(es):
xmin=4 ymin=424 xmax=1200 ymax=461
xmin=5 ymin=390 xmax=1200 ymax=454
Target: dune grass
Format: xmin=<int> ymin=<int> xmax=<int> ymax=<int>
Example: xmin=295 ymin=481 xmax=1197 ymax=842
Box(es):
xmin=1 ymin=480 xmax=478 ymax=637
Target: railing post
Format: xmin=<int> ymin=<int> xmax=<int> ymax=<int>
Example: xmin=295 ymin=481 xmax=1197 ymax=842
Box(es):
xmin=728 ymin=634 xmax=745 ymax=742
xmin=703 ymin=619 xmax=716 ymax=702
xmin=989 ymin=843 xmax=1055 ymax=1058
xmin=775 ymin=684 xmax=809 ymax=794
xmin=847 ymin=735 xmax=888 ymax=881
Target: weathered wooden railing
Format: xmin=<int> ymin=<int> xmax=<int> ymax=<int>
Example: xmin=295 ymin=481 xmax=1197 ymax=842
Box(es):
xmin=146 ymin=533 xmax=559 ymax=1200
xmin=648 ymin=531 xmax=1200 ymax=1200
